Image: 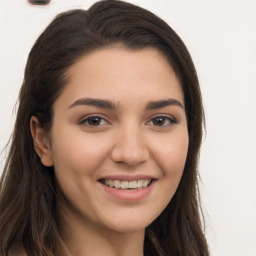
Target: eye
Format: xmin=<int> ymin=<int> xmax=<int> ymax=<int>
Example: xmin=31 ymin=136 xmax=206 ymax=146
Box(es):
xmin=79 ymin=116 xmax=109 ymax=127
xmin=147 ymin=116 xmax=177 ymax=127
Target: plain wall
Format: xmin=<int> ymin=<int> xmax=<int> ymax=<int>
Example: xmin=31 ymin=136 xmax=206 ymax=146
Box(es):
xmin=0 ymin=0 xmax=255 ymax=255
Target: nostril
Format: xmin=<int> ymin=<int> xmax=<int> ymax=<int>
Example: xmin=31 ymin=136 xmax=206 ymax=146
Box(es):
xmin=27 ymin=0 xmax=51 ymax=5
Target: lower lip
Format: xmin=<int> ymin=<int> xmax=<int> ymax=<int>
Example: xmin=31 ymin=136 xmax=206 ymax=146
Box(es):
xmin=99 ymin=180 xmax=156 ymax=202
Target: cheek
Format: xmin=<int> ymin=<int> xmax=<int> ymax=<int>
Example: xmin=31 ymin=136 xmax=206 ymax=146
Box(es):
xmin=144 ymin=131 xmax=189 ymax=221
xmin=50 ymin=126 xmax=111 ymax=177
xmin=152 ymin=131 xmax=189 ymax=177
xmin=49 ymin=127 xmax=113 ymax=217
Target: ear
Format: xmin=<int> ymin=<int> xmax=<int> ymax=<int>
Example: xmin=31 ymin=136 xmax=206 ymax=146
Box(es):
xmin=30 ymin=116 xmax=54 ymax=167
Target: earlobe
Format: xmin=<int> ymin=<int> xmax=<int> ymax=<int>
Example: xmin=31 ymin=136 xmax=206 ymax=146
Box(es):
xmin=30 ymin=116 xmax=54 ymax=167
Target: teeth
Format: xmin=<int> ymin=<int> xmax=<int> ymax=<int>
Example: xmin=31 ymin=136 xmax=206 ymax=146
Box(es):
xmin=114 ymin=180 xmax=121 ymax=189
xmin=102 ymin=179 xmax=152 ymax=189
xmin=120 ymin=181 xmax=128 ymax=189
xmin=128 ymin=180 xmax=138 ymax=189
xmin=142 ymin=179 xmax=149 ymax=188
xmin=137 ymin=180 xmax=143 ymax=188
xmin=109 ymin=180 xmax=114 ymax=188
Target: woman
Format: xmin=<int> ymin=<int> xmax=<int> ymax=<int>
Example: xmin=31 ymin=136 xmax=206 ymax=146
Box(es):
xmin=0 ymin=1 xmax=209 ymax=255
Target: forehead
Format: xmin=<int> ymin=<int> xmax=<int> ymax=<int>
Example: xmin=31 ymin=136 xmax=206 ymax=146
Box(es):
xmin=56 ymin=47 xmax=184 ymax=109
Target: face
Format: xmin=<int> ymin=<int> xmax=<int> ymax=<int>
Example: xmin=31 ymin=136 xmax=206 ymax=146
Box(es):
xmin=41 ymin=47 xmax=188 ymax=233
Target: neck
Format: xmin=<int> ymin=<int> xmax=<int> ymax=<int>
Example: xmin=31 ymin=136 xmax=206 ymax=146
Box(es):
xmin=58 ymin=206 xmax=145 ymax=256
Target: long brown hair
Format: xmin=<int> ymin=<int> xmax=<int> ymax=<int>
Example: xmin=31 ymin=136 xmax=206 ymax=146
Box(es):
xmin=0 ymin=1 xmax=209 ymax=255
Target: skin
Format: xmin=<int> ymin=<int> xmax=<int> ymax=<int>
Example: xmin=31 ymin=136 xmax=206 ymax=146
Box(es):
xmin=31 ymin=47 xmax=189 ymax=256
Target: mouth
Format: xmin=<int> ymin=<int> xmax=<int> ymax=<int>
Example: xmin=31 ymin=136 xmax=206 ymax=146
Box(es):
xmin=98 ymin=179 xmax=154 ymax=190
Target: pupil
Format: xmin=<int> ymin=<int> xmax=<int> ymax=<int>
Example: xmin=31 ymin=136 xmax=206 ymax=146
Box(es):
xmin=153 ymin=117 xmax=164 ymax=126
xmin=88 ymin=117 xmax=101 ymax=126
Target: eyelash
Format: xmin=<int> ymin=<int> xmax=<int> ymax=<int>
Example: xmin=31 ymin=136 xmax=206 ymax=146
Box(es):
xmin=146 ymin=115 xmax=178 ymax=127
xmin=78 ymin=115 xmax=110 ymax=127
xmin=78 ymin=115 xmax=178 ymax=128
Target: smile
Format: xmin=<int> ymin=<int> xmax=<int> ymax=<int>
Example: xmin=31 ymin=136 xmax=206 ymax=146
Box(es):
xmin=98 ymin=177 xmax=157 ymax=201
xmin=99 ymin=179 xmax=152 ymax=190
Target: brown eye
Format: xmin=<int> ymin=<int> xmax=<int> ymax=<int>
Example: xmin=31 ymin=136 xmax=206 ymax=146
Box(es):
xmin=152 ymin=117 xmax=166 ymax=126
xmin=147 ymin=116 xmax=177 ymax=127
xmin=79 ymin=116 xmax=108 ymax=127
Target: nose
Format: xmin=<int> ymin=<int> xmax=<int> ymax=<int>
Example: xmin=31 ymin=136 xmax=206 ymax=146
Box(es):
xmin=111 ymin=125 xmax=149 ymax=166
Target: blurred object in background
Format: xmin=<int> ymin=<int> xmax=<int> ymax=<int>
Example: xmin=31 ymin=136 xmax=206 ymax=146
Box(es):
xmin=27 ymin=0 xmax=51 ymax=5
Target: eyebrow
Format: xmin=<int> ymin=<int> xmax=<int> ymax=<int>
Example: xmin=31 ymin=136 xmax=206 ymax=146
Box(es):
xmin=68 ymin=98 xmax=116 ymax=110
xmin=68 ymin=97 xmax=184 ymax=111
xmin=146 ymin=98 xmax=184 ymax=110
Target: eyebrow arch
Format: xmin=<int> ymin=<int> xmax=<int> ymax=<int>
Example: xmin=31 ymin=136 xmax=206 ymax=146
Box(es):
xmin=146 ymin=98 xmax=184 ymax=110
xmin=68 ymin=98 xmax=116 ymax=110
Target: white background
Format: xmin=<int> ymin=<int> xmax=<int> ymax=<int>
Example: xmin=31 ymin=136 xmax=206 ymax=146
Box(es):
xmin=0 ymin=0 xmax=255 ymax=255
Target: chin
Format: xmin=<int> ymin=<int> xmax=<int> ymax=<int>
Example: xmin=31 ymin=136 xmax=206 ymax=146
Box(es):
xmin=106 ymin=223 xmax=148 ymax=234
xmin=98 ymin=209 xmax=159 ymax=234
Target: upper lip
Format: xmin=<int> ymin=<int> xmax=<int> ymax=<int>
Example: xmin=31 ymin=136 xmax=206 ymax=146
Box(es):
xmin=98 ymin=174 xmax=157 ymax=181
